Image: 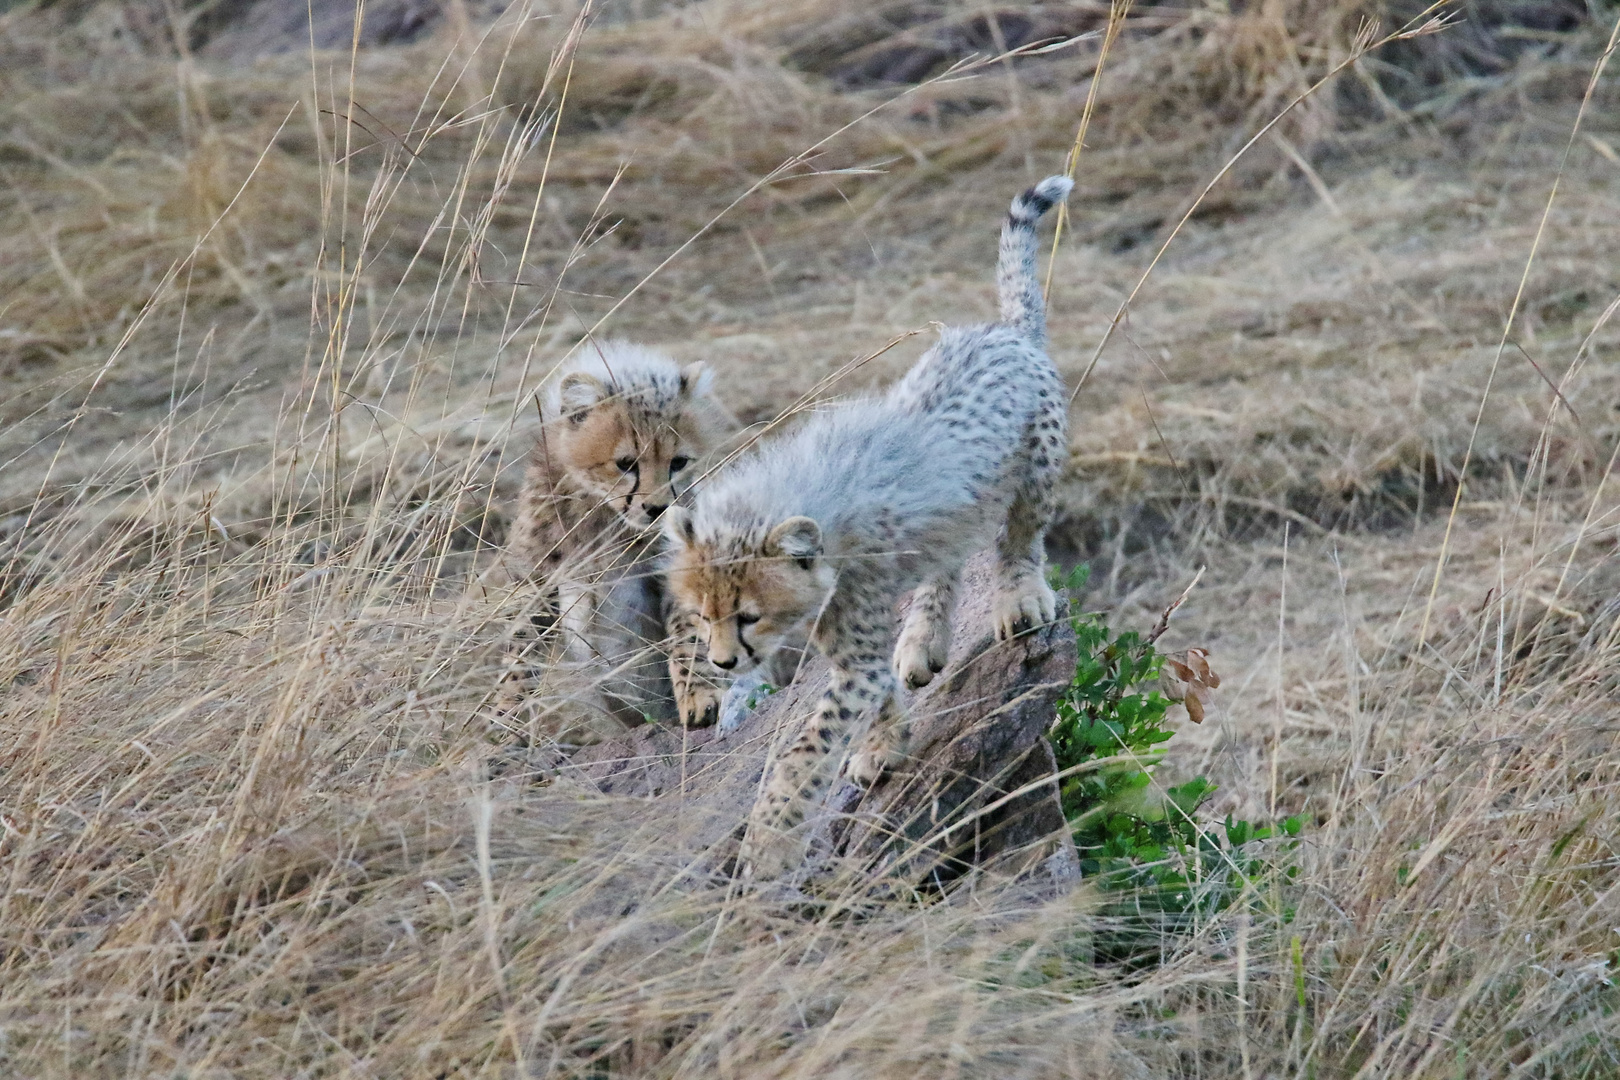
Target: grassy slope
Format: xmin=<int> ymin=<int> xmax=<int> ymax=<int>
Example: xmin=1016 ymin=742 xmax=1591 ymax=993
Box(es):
xmin=2 ymin=1 xmax=1619 ymax=1075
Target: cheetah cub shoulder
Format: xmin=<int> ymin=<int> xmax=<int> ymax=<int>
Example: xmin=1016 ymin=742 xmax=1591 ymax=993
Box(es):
xmin=502 ymin=342 xmax=738 ymax=740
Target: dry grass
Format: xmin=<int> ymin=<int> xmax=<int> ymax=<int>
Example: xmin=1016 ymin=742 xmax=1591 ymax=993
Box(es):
xmin=3 ymin=0 xmax=1620 ymax=1075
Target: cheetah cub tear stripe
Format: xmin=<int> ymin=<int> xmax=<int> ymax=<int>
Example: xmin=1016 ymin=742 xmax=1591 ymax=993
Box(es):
xmin=664 ymin=176 xmax=1073 ymax=878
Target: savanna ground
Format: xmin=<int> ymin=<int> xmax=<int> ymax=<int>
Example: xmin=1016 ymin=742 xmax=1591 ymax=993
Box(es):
xmin=3 ymin=0 xmax=1620 ymax=1075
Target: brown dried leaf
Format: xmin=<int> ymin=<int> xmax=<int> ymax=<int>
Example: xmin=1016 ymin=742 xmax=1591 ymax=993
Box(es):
xmin=1159 ymin=647 xmax=1221 ymax=723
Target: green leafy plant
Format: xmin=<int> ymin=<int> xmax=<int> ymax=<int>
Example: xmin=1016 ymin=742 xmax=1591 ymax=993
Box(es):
xmin=1047 ymin=565 xmax=1302 ymax=962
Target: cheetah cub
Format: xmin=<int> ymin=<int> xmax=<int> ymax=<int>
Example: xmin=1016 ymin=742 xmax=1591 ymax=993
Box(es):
xmin=502 ymin=342 xmax=738 ymax=740
xmin=664 ymin=176 xmax=1073 ymax=876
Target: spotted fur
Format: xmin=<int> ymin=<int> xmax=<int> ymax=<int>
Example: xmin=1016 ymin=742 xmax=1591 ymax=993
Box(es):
xmin=665 ymin=176 xmax=1074 ymax=876
xmin=501 ymin=342 xmax=739 ymax=737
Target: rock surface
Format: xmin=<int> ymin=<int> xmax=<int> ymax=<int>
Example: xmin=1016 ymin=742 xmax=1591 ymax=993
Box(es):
xmin=565 ymin=552 xmax=1080 ymax=888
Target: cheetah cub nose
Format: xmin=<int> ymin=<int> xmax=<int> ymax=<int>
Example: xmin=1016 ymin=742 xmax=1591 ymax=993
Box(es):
xmin=644 ymin=503 xmax=668 ymax=520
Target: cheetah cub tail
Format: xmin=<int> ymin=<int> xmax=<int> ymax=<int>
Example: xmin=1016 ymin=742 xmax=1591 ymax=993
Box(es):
xmin=997 ymin=174 xmax=1074 ymax=350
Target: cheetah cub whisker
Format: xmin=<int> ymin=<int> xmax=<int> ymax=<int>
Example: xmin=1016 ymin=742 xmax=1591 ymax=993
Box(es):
xmin=664 ymin=175 xmax=1073 ymax=877
xmin=501 ymin=342 xmax=739 ymax=739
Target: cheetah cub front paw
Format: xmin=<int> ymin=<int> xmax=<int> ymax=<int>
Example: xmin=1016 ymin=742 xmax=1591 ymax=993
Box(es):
xmin=993 ymin=577 xmax=1057 ymax=640
xmin=674 ymin=678 xmax=724 ymax=727
xmin=893 ymin=616 xmax=951 ymax=689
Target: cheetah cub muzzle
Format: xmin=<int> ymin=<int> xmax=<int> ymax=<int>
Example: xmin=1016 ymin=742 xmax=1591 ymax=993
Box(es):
xmin=664 ymin=175 xmax=1073 ymax=877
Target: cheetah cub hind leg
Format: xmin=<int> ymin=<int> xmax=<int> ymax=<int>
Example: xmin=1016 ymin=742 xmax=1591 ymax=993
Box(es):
xmin=990 ymin=396 xmax=1065 ymax=642
xmin=893 ymin=570 xmax=959 ymax=689
xmin=848 ymin=702 xmax=913 ymax=786
xmin=845 ymin=691 xmax=911 ymax=787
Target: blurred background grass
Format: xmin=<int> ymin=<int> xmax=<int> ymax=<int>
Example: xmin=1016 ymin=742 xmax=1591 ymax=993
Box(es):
xmin=5 ymin=0 xmax=1615 ymax=546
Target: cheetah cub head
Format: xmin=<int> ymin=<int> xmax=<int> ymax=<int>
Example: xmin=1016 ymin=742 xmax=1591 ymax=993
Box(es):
xmin=544 ymin=342 xmax=735 ymax=531
xmin=663 ymin=511 xmax=834 ymax=675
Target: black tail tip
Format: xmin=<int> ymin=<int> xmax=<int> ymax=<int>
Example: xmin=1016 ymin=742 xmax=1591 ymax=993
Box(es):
xmin=1009 ymin=175 xmax=1074 ymax=223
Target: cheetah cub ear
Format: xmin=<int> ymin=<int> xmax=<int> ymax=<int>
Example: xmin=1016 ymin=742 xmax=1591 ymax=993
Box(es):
xmin=663 ymin=504 xmax=697 ymax=546
xmin=678 ymin=361 xmax=713 ymax=397
xmin=558 ymin=371 xmax=606 ymax=421
xmin=766 ymin=516 xmax=821 ymax=570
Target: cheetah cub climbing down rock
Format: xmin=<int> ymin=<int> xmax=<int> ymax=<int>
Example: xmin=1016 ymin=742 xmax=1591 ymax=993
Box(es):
xmin=501 ymin=342 xmax=738 ymax=741
xmin=664 ymin=175 xmax=1073 ymax=876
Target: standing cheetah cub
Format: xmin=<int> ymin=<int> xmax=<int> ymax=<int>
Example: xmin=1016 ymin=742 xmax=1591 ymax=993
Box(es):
xmin=502 ymin=342 xmax=738 ymax=739
xmin=664 ymin=176 xmax=1073 ymax=876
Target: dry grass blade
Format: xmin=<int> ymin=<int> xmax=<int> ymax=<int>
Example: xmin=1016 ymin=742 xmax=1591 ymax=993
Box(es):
xmin=1042 ymin=0 xmax=1132 ymax=301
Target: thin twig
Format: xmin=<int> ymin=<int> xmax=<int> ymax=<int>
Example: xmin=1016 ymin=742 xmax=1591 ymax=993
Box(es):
xmin=1147 ymin=566 xmax=1204 ymax=646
